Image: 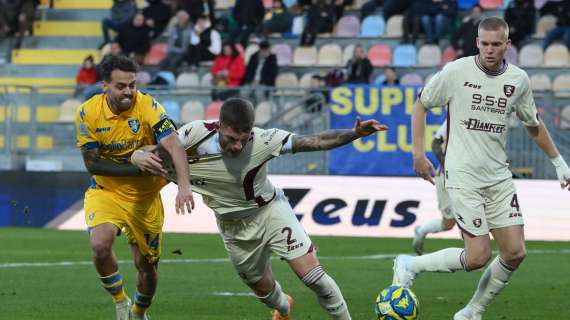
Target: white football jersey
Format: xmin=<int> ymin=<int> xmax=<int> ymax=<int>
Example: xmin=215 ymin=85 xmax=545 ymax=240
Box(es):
xmin=420 ymin=56 xmax=539 ymax=189
xmin=172 ymin=120 xmax=293 ymax=215
xmin=434 ymin=120 xmax=447 ymax=141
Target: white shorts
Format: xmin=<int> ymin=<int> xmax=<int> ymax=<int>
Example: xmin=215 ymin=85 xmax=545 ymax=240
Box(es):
xmin=446 ymin=178 xmax=524 ymax=237
xmin=435 ymin=173 xmax=454 ymax=220
xmin=216 ymin=193 xmax=312 ymax=284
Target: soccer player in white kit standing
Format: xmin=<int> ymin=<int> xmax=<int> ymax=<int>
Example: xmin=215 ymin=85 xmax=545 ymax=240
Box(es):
xmin=392 ymin=17 xmax=570 ymax=320
xmin=132 ymin=97 xmax=387 ymax=319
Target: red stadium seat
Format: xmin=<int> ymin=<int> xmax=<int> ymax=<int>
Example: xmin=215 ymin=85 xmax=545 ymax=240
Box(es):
xmin=480 ymin=0 xmax=503 ymax=10
xmin=144 ymin=43 xmax=167 ymax=65
xmin=367 ymin=44 xmax=392 ymax=67
xmin=205 ymin=101 xmax=223 ymax=120
xmin=441 ymin=46 xmax=456 ymax=65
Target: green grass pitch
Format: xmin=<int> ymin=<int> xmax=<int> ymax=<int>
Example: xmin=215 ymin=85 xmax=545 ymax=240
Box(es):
xmin=0 ymin=228 xmax=568 ymax=319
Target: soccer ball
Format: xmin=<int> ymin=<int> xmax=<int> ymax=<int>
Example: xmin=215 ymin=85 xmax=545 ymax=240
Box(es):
xmin=374 ymin=286 xmax=419 ymax=320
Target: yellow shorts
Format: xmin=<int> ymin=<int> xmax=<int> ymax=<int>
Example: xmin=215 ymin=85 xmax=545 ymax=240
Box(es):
xmin=84 ymin=187 xmax=164 ymax=263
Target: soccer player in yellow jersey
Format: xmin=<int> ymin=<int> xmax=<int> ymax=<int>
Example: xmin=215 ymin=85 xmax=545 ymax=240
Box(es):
xmin=75 ymin=56 xmax=194 ymax=320
xmin=133 ymin=98 xmax=388 ymax=319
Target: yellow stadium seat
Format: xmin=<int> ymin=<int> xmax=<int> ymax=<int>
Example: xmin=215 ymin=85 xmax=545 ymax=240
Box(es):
xmin=0 ymin=105 xmax=30 ymax=122
xmin=53 ymin=0 xmax=145 ymax=9
xmin=12 ymin=49 xmax=100 ymax=65
xmin=34 ymin=21 xmax=102 ymax=37
xmin=16 ymin=135 xmax=30 ymax=149
xmin=0 ymin=77 xmax=75 ymax=94
xmin=37 ymin=106 xmax=61 ymax=123
xmin=36 ymin=135 xmax=54 ymax=150
xmin=0 ymin=135 xmax=4 ymax=148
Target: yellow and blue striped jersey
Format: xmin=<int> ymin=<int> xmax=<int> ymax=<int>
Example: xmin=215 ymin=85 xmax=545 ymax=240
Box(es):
xmin=75 ymin=91 xmax=175 ymax=201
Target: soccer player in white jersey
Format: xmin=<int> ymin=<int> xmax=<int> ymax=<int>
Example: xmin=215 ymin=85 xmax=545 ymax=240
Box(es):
xmin=392 ymin=17 xmax=570 ymax=320
xmin=131 ymin=97 xmax=387 ymax=319
xmin=412 ymin=120 xmax=456 ymax=255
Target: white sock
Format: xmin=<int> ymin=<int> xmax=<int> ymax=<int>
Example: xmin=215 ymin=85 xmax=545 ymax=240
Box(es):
xmin=418 ymin=218 xmax=445 ymax=236
xmin=468 ymin=256 xmax=514 ymax=313
xmin=257 ymin=281 xmax=289 ymax=315
xmin=411 ymin=248 xmax=465 ymax=273
xmin=302 ymin=265 xmax=351 ymax=320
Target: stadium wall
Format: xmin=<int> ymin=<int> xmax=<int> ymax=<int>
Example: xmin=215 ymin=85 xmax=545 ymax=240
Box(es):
xmin=52 ymin=175 xmax=570 ymax=241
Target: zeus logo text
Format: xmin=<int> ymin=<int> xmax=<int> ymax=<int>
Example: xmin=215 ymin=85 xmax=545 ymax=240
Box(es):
xmin=464 ymin=82 xmax=481 ymax=89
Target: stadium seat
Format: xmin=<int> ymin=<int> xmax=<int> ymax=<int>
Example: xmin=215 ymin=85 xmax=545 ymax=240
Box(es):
xmin=374 ymin=73 xmax=386 ymax=85
xmin=351 ymin=0 xmax=367 ymax=9
xmin=33 ymin=21 xmax=102 ymax=37
xmin=244 ymin=44 xmax=259 ymax=64
xmin=519 ymin=44 xmax=544 ymax=67
xmin=181 ymin=101 xmax=205 ymax=123
xmin=400 ymin=73 xmax=423 ymax=86
xmin=386 ymin=15 xmax=403 ymax=38
xmin=176 ymin=72 xmax=200 ymax=88
xmin=552 ymin=74 xmax=570 ymax=98
xmin=255 ymin=101 xmax=275 ymax=125
xmin=283 ymin=0 xmax=296 ymax=7
xmin=144 ymin=43 xmax=167 ymax=65
xmin=155 ymin=71 xmax=176 ymax=88
xmin=393 ymin=45 xmax=416 ymax=67
xmin=291 ymin=16 xmax=305 ymax=35
xmin=271 ymin=43 xmax=293 ymax=66
xmin=480 ymin=0 xmax=503 ymax=9
xmin=457 ymin=0 xmax=478 ymax=10
xmin=58 ymin=98 xmax=81 ymax=122
xmin=417 ymin=44 xmax=441 ymax=66
xmin=544 ymin=44 xmax=569 ymax=67
xmin=136 ymin=71 xmax=152 ymax=85
xmin=205 ymin=101 xmax=223 ymax=120
xmin=343 ymin=44 xmax=356 ymax=65
xmin=560 ymin=105 xmax=570 ymax=129
xmin=299 ymin=72 xmax=315 ymax=89
xmin=530 ymin=73 xmax=552 ymax=92
xmin=367 ymin=44 xmax=392 ymax=67
xmin=317 ymin=44 xmax=343 ymax=66
xmin=216 ymin=0 xmax=235 ymax=9
xmin=12 ymin=49 xmax=100 ymax=65
xmin=200 ymin=73 xmax=213 ymax=87
xmin=441 ymin=46 xmax=456 ymax=65
xmin=359 ymin=15 xmax=385 ymax=37
xmin=263 ymin=0 xmax=273 ymax=9
xmin=293 ymin=47 xmax=318 ymax=66
xmin=535 ymin=15 xmax=557 ymax=37
xmin=505 ymin=46 xmax=518 ymax=65
xmin=276 ymin=72 xmax=299 ymax=88
xmin=162 ymin=100 xmax=181 ymax=123
xmin=336 ymin=15 xmax=360 ymax=37
xmin=52 ymin=0 xmax=146 ymax=9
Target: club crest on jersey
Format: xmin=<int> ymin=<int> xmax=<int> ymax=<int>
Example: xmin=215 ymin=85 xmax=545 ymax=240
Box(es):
xmin=503 ymin=85 xmax=515 ymax=97
xmin=128 ymin=119 xmax=140 ymax=133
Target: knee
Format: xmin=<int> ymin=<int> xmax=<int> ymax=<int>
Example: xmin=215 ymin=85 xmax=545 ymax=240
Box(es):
xmin=443 ymin=219 xmax=455 ymax=231
xmin=501 ymin=247 xmax=526 ymax=268
xmin=464 ymin=249 xmax=491 ymax=270
xmin=252 ymin=279 xmax=275 ymax=297
xmin=91 ymin=240 xmax=112 ymax=261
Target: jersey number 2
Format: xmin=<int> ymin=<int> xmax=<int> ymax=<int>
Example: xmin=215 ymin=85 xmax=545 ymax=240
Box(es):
xmin=281 ymin=227 xmax=297 ymax=245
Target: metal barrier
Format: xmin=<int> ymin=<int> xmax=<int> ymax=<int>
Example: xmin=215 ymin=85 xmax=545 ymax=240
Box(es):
xmin=0 ymin=84 xmax=568 ymax=179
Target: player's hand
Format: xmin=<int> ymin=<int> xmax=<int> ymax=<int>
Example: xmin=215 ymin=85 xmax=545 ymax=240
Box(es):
xmin=131 ymin=148 xmax=168 ymax=177
xmin=414 ymin=154 xmax=436 ymax=185
xmin=176 ymin=185 xmax=195 ymax=215
xmin=555 ymin=166 xmax=570 ymax=191
xmin=354 ymin=116 xmax=388 ymax=137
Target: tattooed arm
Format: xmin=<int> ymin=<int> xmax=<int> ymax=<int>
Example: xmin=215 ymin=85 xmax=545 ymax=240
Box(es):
xmin=292 ymin=117 xmax=388 ymax=153
xmin=81 ymin=146 xmax=142 ymax=176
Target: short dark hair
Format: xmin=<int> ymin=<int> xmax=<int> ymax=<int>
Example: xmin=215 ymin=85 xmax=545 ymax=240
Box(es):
xmin=259 ymin=40 xmax=270 ymax=50
xmin=219 ymin=97 xmax=255 ymax=132
xmin=478 ymin=16 xmax=509 ymax=39
xmin=100 ymin=55 xmax=139 ymax=82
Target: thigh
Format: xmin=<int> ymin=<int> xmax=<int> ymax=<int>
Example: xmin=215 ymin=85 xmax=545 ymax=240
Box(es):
xmin=435 ymin=174 xmax=454 ymax=219
xmin=84 ymin=188 xmax=127 ymax=233
xmin=124 ymin=194 xmax=165 ymax=264
xmin=265 ymin=196 xmax=313 ymax=261
xmin=484 ymin=179 xmax=523 ymax=231
xmin=447 ymin=187 xmax=488 ymax=236
xmin=490 ymin=225 xmax=525 ymax=262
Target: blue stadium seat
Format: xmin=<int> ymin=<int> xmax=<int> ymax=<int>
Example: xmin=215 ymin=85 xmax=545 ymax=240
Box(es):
xmin=393 ymin=45 xmax=416 ymax=67
xmin=162 ymin=100 xmax=181 ymax=123
xmin=458 ymin=0 xmax=479 ymax=9
xmin=360 ymin=15 xmax=385 ymax=37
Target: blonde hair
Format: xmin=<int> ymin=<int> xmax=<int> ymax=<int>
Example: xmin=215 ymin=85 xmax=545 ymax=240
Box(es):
xmin=478 ymin=16 xmax=509 ymax=40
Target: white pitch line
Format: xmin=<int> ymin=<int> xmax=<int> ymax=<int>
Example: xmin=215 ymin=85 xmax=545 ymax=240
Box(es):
xmin=0 ymin=249 xmax=568 ymax=269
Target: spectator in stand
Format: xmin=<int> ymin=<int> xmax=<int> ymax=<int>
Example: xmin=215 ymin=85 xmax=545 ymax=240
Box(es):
xmin=333 ymin=0 xmax=353 ymax=21
xmin=241 ymin=40 xmax=278 ymax=102
xmin=231 ymin=0 xmax=265 ymax=47
xmin=101 ymin=0 xmax=137 ymax=46
xmin=142 ymin=0 xmax=172 ymax=38
xmin=300 ymin=0 xmax=335 ymax=46
xmin=160 ymin=10 xmax=192 ymax=71
xmin=211 ymin=42 xmax=245 ymax=100
xmin=382 ymin=67 xmax=400 ymax=85
xmin=184 ymin=0 xmax=209 ymax=23
xmin=116 ymin=13 xmax=152 ymax=65
xmin=0 ymin=1 xmax=13 ymax=38
xmin=187 ymin=14 xmax=221 ymax=67
xmin=306 ymin=75 xmax=327 ymax=112
xmin=451 ymin=4 xmax=483 ymax=58
xmin=421 ymin=0 xmax=457 ymax=44
xmin=261 ymin=0 xmax=293 ymax=36
xmin=360 ymin=0 xmax=383 ymax=21
xmin=345 ymin=44 xmax=373 ymax=84
xmin=504 ymin=0 xmax=535 ymax=49
xmin=0 ymin=0 xmax=38 ymax=38
xmin=75 ymin=55 xmax=98 ymax=97
xmin=402 ymin=0 xmax=425 ymax=44
xmin=382 ymin=0 xmax=411 ymax=22
xmin=542 ymin=1 xmax=570 ymax=50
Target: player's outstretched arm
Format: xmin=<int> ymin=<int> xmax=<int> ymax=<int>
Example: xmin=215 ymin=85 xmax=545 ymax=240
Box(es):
xmin=81 ymin=146 xmax=144 ymax=176
xmin=291 ymin=117 xmax=387 ymax=153
xmin=526 ymin=120 xmax=570 ymax=190
xmin=412 ymin=100 xmax=436 ymax=185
